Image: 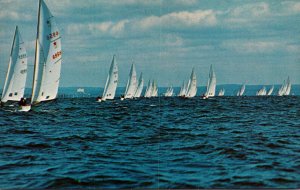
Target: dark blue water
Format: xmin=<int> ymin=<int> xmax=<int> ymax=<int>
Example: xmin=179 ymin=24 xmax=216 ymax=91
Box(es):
xmin=1 ymin=94 xmax=300 ymax=188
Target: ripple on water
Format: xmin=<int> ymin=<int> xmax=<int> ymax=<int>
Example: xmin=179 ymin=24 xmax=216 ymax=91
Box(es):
xmin=0 ymin=96 xmax=299 ymax=188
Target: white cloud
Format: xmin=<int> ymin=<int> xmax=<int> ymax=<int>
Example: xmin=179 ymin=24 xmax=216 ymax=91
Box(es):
xmin=66 ymin=9 xmax=217 ymax=37
xmin=281 ymin=1 xmax=300 ymax=14
xmin=223 ymin=2 xmax=270 ymax=25
xmin=67 ymin=20 xmax=129 ymax=37
xmin=164 ymin=34 xmax=184 ymax=47
xmin=222 ymin=40 xmax=283 ymax=54
xmin=0 ymin=10 xmax=32 ymax=21
xmin=138 ymin=10 xmax=217 ymax=30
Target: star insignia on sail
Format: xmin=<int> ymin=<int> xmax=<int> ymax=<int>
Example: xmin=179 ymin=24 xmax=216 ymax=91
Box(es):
xmin=53 ymin=41 xmax=57 ymax=49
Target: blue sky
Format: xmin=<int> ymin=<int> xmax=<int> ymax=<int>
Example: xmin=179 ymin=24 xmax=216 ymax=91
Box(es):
xmin=0 ymin=0 xmax=299 ymax=87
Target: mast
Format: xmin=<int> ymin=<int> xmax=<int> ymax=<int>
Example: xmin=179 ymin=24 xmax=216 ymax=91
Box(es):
xmin=31 ymin=0 xmax=42 ymax=103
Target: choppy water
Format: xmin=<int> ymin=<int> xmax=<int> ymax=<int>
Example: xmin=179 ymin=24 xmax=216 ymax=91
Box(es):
xmin=1 ymin=96 xmax=300 ymax=189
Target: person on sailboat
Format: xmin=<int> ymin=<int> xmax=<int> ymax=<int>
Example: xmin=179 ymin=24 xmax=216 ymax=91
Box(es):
xmin=96 ymin=96 xmax=102 ymax=101
xmin=201 ymin=93 xmax=207 ymax=99
xmin=18 ymin=97 xmax=27 ymax=106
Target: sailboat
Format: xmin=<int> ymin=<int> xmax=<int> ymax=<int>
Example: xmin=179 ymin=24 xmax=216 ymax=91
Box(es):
xmin=278 ymin=77 xmax=291 ymax=96
xmin=218 ymin=88 xmax=225 ymax=96
xmin=20 ymin=0 xmax=62 ymax=111
xmin=267 ymin=85 xmax=274 ymax=96
xmin=237 ymin=84 xmax=246 ymax=96
xmin=122 ymin=63 xmax=137 ymax=100
xmin=144 ymin=80 xmax=153 ymax=98
xmin=133 ymin=73 xmax=143 ymax=98
xmin=164 ymin=86 xmax=173 ymax=97
xmin=256 ymin=86 xmax=267 ymax=96
xmin=151 ymin=80 xmax=158 ymax=97
xmin=278 ymin=80 xmax=286 ymax=96
xmin=98 ymin=55 xmax=118 ymax=102
xmin=203 ymin=65 xmax=216 ymax=99
xmin=284 ymin=77 xmax=291 ymax=95
xmin=178 ymin=81 xmax=187 ymax=97
xmin=185 ymin=68 xmax=197 ymax=98
xmin=1 ymin=26 xmax=28 ymax=105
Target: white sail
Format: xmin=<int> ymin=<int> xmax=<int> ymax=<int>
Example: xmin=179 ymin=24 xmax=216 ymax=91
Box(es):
xmin=164 ymin=86 xmax=173 ymax=97
xmin=178 ymin=81 xmax=186 ymax=97
xmin=1 ymin=26 xmax=28 ymax=103
xmin=31 ymin=0 xmax=62 ymax=104
xmin=185 ymin=68 xmax=197 ymax=98
xmin=218 ymin=88 xmax=225 ymax=96
xmin=144 ymin=80 xmax=152 ymax=98
xmin=151 ymin=80 xmax=158 ymax=97
xmin=256 ymin=86 xmax=267 ymax=96
xmin=134 ymin=73 xmax=143 ymax=98
xmin=124 ymin=64 xmax=137 ymax=99
xmin=237 ymin=84 xmax=246 ymax=96
xmin=267 ymin=85 xmax=274 ymax=96
xmin=284 ymin=77 xmax=291 ymax=95
xmin=204 ymin=65 xmax=216 ymax=97
xmin=102 ymin=55 xmax=118 ymax=100
xmin=278 ymin=80 xmax=286 ymax=96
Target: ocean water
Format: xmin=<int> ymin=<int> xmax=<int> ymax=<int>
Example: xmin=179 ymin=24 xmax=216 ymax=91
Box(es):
xmin=0 ymin=87 xmax=300 ymax=188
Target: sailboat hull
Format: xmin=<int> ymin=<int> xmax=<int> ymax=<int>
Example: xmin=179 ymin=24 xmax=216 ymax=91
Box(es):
xmin=19 ymin=105 xmax=31 ymax=112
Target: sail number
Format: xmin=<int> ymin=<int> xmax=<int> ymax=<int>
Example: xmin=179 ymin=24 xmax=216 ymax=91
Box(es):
xmin=47 ymin=31 xmax=59 ymax=40
xmin=19 ymin=54 xmax=26 ymax=59
xmin=52 ymin=51 xmax=62 ymax=60
xmin=20 ymin=69 xmax=27 ymax=74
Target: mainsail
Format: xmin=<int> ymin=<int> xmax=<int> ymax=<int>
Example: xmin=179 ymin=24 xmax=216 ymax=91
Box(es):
xmin=278 ymin=77 xmax=291 ymax=96
xmin=278 ymin=80 xmax=286 ymax=96
xmin=256 ymin=86 xmax=267 ymax=96
xmin=237 ymin=84 xmax=246 ymax=96
xmin=102 ymin=55 xmax=118 ymax=100
xmin=164 ymin=86 xmax=173 ymax=97
xmin=204 ymin=65 xmax=216 ymax=97
xmin=144 ymin=80 xmax=152 ymax=98
xmin=218 ymin=88 xmax=225 ymax=96
xmin=267 ymin=85 xmax=274 ymax=96
xmin=1 ymin=26 xmax=28 ymax=103
xmin=31 ymin=0 xmax=62 ymax=104
xmin=124 ymin=64 xmax=137 ymax=99
xmin=178 ymin=81 xmax=186 ymax=97
xmin=151 ymin=80 xmax=158 ymax=97
xmin=185 ymin=68 xmax=197 ymax=98
xmin=134 ymin=73 xmax=143 ymax=98
xmin=285 ymin=77 xmax=291 ymax=95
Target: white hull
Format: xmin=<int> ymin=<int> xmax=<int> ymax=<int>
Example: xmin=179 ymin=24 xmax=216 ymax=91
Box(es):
xmin=19 ymin=105 xmax=31 ymax=112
